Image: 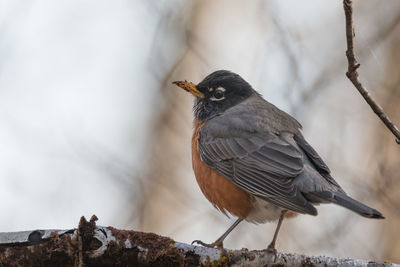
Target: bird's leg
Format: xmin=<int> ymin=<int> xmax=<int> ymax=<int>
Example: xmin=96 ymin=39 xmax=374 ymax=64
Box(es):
xmin=266 ymin=210 xmax=287 ymax=254
xmin=192 ymin=218 xmax=243 ymax=252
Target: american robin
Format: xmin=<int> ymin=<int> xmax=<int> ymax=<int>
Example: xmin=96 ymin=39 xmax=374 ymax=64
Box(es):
xmin=173 ymin=70 xmax=384 ymax=252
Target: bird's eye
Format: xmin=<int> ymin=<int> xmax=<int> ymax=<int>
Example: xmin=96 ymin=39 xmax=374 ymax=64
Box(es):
xmin=210 ymin=88 xmax=225 ymax=101
xmin=214 ymin=90 xmax=224 ymax=99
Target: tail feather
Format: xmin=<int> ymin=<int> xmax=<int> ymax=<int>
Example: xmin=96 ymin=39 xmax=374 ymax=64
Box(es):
xmin=309 ymin=191 xmax=384 ymax=219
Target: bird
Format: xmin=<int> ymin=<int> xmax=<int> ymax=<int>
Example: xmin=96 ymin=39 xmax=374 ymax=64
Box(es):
xmin=172 ymin=70 xmax=384 ymax=253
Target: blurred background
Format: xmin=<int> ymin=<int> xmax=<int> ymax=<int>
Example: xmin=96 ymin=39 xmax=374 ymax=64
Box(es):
xmin=0 ymin=0 xmax=399 ymax=262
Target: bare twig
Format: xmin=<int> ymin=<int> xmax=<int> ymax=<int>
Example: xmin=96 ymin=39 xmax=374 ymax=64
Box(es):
xmin=343 ymin=0 xmax=400 ymax=144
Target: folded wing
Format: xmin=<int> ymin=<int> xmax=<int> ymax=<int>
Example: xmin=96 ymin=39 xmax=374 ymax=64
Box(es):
xmin=200 ymin=132 xmax=318 ymax=215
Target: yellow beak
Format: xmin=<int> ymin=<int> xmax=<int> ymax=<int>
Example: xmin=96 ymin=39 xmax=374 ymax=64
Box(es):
xmin=172 ymin=80 xmax=205 ymax=99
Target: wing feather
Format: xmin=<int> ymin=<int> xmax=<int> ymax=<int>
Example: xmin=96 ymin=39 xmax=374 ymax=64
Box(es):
xmin=293 ymin=133 xmax=344 ymax=192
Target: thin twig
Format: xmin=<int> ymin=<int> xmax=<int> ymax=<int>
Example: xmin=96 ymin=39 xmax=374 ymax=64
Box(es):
xmin=343 ymin=0 xmax=400 ymax=144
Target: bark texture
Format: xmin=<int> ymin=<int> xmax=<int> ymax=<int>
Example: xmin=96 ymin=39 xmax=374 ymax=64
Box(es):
xmin=0 ymin=216 xmax=397 ymax=267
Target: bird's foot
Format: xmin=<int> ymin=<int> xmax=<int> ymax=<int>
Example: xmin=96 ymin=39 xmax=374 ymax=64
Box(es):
xmin=192 ymin=239 xmax=229 ymax=259
xmin=265 ymin=244 xmax=278 ymax=262
xmin=191 ymin=239 xmax=223 ymax=249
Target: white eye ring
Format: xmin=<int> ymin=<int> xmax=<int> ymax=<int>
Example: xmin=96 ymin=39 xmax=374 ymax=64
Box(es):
xmin=210 ymin=87 xmax=225 ymax=101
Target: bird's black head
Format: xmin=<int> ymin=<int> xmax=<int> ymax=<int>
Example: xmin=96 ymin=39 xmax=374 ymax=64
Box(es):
xmin=173 ymin=70 xmax=254 ymax=121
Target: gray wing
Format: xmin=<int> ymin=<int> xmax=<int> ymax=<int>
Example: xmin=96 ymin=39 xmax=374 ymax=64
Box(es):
xmin=199 ymin=130 xmax=318 ymax=215
xmin=293 ymin=133 xmax=344 ymax=192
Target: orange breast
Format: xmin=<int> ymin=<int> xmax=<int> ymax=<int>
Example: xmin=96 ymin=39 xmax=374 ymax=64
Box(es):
xmin=192 ymin=119 xmax=251 ymax=219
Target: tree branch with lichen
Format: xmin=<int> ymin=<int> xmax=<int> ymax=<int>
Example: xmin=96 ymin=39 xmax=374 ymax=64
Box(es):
xmin=0 ymin=215 xmax=397 ymax=266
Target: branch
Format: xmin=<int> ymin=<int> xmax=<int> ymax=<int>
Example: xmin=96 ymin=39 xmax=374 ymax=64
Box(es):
xmin=0 ymin=216 xmax=397 ymax=266
xmin=343 ymin=0 xmax=400 ymax=144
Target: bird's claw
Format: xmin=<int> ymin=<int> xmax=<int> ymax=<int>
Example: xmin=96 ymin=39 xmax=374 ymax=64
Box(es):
xmin=191 ymin=239 xmax=229 ymax=259
xmin=265 ymin=246 xmax=278 ymax=262
xmin=191 ymin=239 xmax=207 ymax=246
xmin=191 ymin=239 xmax=222 ymax=249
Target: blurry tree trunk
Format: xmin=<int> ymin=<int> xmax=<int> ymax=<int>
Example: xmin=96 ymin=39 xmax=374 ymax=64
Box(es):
xmin=375 ymin=26 xmax=400 ymax=262
xmin=137 ymin=5 xmax=204 ymax=232
xmin=138 ymin=61 xmax=201 ymax=232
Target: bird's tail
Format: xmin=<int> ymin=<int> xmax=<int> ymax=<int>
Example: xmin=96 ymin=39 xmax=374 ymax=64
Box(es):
xmin=309 ymin=191 xmax=384 ymax=219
